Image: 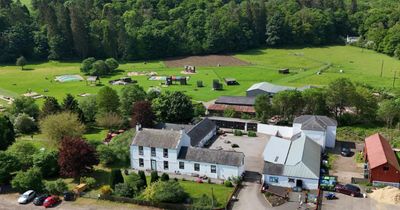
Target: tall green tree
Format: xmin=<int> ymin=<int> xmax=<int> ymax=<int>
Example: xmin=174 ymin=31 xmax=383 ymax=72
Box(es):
xmin=120 ymin=85 xmax=146 ymax=117
xmin=0 ymin=115 xmax=15 ymax=150
xmin=152 ymin=91 xmax=194 ymax=123
xmin=41 ymin=96 xmax=61 ymax=117
xmin=16 ymin=55 xmax=27 ymax=70
xmin=326 ymin=78 xmax=356 ymax=118
xmin=254 ymin=94 xmax=272 ymax=123
xmin=97 ymin=86 xmax=120 ymax=113
xmin=9 ymin=96 xmax=40 ymax=119
xmin=272 ymin=90 xmax=304 ymax=122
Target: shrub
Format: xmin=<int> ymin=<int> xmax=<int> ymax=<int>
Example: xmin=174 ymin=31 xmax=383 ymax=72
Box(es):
xmin=160 ymin=173 xmax=169 ymax=182
xmin=114 ymin=183 xmax=133 ymax=198
xmin=125 ymin=173 xmax=146 ymax=194
xmin=13 ymin=113 xmax=37 ymax=134
xmin=141 ymin=181 xmax=187 ymax=203
xmin=110 ymin=169 xmax=124 ymax=189
xmin=231 ymin=144 xmax=239 ymax=148
xmin=80 ymin=177 xmax=96 ymax=189
xmin=138 ymin=170 xmax=147 ymax=188
xmin=45 ymin=179 xmax=68 ymax=195
xmin=11 ymin=167 xmax=44 ymax=193
xmin=33 ymin=150 xmax=59 ymax=178
xmin=100 ymin=185 xmax=112 ymax=196
xmin=192 ymin=194 xmax=219 ymax=210
xmin=233 ymin=130 xmax=243 ymax=136
xmin=247 ymin=131 xmax=257 ymax=137
xmin=224 ymin=180 xmax=233 ymax=187
xmin=231 ymin=176 xmax=242 ymax=186
xmin=150 ymin=171 xmax=159 ymax=184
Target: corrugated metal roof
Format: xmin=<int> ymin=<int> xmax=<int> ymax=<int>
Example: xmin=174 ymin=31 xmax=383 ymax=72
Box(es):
xmin=247 ymin=82 xmax=295 ymax=94
xmin=365 ymin=133 xmax=400 ymax=171
xmin=215 ymin=96 xmax=256 ymax=106
xmin=263 ymin=134 xmax=321 ymax=179
xmin=263 ymin=136 xmax=291 ymax=164
xmin=207 ymin=104 xmax=256 ymax=113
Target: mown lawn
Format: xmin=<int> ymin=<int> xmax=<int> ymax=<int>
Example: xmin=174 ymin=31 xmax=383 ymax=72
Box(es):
xmin=1 ymin=46 xmax=400 ymax=103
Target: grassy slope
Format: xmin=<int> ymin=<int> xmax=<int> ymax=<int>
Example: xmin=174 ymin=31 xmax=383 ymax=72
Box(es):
xmin=1 ymin=46 xmax=400 ymax=103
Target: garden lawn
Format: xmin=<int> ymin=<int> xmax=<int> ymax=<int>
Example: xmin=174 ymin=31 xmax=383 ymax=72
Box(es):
xmin=1 ymin=46 xmax=400 ymax=103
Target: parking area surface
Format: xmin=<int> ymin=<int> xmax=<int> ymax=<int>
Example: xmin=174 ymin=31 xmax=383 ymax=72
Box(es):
xmin=0 ymin=193 xmax=157 ymax=210
xmin=209 ymin=133 xmax=270 ymax=173
xmin=329 ymin=141 xmax=364 ymax=183
xmin=322 ymin=193 xmax=397 ymax=210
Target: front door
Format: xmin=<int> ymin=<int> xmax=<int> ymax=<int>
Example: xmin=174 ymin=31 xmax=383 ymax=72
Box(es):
xmin=296 ymin=179 xmax=303 ymax=188
xmin=151 ymin=160 xmax=156 ymax=170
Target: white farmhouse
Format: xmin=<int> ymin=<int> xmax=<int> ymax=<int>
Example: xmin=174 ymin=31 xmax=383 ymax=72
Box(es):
xmin=293 ymin=115 xmax=337 ymax=149
xmin=130 ymin=128 xmax=245 ymax=180
xmin=262 ymin=133 xmax=321 ymax=190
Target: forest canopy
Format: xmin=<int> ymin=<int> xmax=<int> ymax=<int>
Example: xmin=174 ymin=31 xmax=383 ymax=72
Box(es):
xmin=0 ymin=0 xmax=399 ymax=62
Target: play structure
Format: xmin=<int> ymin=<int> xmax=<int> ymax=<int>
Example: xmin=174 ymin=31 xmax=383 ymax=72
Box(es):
xmin=148 ymin=75 xmax=188 ymax=85
xmin=109 ymin=77 xmax=137 ymax=85
xmin=55 ymin=75 xmax=84 ymax=82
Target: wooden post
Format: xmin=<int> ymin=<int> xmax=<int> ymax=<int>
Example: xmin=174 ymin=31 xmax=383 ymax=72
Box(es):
xmin=380 ymin=60 xmax=384 ymax=77
xmin=393 ymin=71 xmax=397 ymax=88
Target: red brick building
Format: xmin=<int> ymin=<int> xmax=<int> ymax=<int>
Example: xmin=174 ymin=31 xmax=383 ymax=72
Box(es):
xmin=364 ymin=133 xmax=400 ymax=187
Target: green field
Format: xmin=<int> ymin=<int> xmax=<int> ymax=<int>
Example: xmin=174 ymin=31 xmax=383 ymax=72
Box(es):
xmin=1 ymin=46 xmax=399 ymax=104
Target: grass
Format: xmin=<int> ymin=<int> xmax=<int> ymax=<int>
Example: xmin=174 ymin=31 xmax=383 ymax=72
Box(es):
xmin=326 ymin=153 xmax=337 ymax=170
xmin=337 ymin=125 xmax=400 ymax=147
xmin=1 ymin=46 xmax=400 ymax=104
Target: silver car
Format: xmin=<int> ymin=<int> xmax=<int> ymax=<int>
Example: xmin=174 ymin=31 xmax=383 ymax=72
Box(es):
xmin=18 ymin=190 xmax=36 ymax=204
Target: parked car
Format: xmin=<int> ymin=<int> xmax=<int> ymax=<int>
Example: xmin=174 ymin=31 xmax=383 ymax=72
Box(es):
xmin=341 ymin=147 xmax=351 ymax=157
xmin=43 ymin=195 xmax=61 ymax=208
xmin=63 ymin=191 xmax=75 ymax=201
xmin=18 ymin=190 xmax=36 ymax=204
xmin=335 ymin=184 xmax=361 ymax=197
xmin=33 ymin=194 xmax=49 ymax=206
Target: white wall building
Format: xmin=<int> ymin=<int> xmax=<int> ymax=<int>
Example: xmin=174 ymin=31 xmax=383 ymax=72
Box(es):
xmin=130 ymin=128 xmax=245 ymax=180
xmin=262 ymin=134 xmax=321 ymax=190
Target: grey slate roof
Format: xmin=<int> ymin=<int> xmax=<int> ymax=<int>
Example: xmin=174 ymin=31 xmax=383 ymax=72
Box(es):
xmin=178 ymin=147 xmax=244 ymax=167
xmin=131 ymin=129 xmax=182 ymax=149
xmin=262 ymin=134 xmax=321 ymax=179
xmin=215 ymin=96 xmax=256 ymax=106
xmin=154 ymin=123 xmax=194 ymax=133
xmin=293 ymin=115 xmax=337 ymax=131
xmin=187 ymin=118 xmax=217 ymax=146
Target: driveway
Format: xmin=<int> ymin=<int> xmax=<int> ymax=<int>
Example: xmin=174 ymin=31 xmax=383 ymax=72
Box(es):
xmin=329 ymin=141 xmax=364 ymax=183
xmin=0 ymin=193 xmax=157 ymax=210
xmin=322 ymin=193 xmax=398 ymax=210
xmin=210 ymin=133 xmax=270 ymax=173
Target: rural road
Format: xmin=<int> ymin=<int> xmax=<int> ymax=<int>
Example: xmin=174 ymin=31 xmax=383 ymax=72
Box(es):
xmin=0 ymin=193 xmax=158 ymax=210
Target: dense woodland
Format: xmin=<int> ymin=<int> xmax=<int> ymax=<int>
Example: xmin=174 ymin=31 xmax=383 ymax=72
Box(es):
xmin=1 ymin=0 xmax=400 ymax=62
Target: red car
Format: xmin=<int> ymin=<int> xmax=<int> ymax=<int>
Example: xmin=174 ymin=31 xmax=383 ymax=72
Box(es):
xmin=43 ymin=196 xmax=61 ymax=208
xmin=335 ymin=184 xmax=361 ymax=197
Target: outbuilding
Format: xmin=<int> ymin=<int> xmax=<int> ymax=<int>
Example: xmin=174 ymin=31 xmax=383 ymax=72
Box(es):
xmin=364 ymin=133 xmax=400 ymax=187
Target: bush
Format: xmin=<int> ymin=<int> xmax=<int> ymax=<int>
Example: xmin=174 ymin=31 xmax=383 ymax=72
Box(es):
xmin=233 ymin=130 xmax=242 ymax=136
xmin=125 ymin=173 xmax=146 ymax=194
xmin=13 ymin=113 xmax=37 ymax=134
xmin=231 ymin=144 xmax=239 ymax=148
xmin=80 ymin=177 xmax=96 ymax=189
xmin=114 ymin=183 xmax=134 ymax=198
xmin=160 ymin=173 xmax=169 ymax=182
xmin=138 ymin=170 xmax=147 ymax=188
xmin=33 ymin=150 xmax=59 ymax=178
xmin=192 ymin=194 xmax=219 ymax=210
xmin=110 ymin=169 xmax=124 ymax=189
xmin=100 ymin=185 xmax=112 ymax=196
xmin=224 ymin=180 xmax=233 ymax=187
xmin=247 ymin=131 xmax=257 ymax=137
xmin=141 ymin=181 xmax=187 ymax=203
xmin=11 ymin=167 xmax=44 ymax=193
xmin=150 ymin=171 xmax=159 ymax=184
xmin=45 ymin=179 xmax=68 ymax=195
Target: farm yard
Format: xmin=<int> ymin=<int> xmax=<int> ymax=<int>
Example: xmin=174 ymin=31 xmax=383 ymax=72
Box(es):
xmin=1 ymin=46 xmax=400 ymax=107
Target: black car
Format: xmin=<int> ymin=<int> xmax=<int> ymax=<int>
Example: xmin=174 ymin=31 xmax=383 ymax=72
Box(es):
xmin=33 ymin=194 xmax=49 ymax=206
xmin=63 ymin=191 xmax=76 ymax=201
xmin=341 ymin=147 xmax=351 ymax=157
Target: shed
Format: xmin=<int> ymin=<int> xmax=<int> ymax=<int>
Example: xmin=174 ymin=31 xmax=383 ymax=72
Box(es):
xmin=278 ymin=68 xmax=290 ymax=74
xmin=364 ymin=133 xmax=400 ymax=187
xmin=224 ymin=78 xmax=239 ymax=85
xmin=86 ymin=76 xmax=100 ymax=85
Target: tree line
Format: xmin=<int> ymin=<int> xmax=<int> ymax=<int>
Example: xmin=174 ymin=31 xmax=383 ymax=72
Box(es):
xmin=2 ymin=0 xmax=398 ymax=63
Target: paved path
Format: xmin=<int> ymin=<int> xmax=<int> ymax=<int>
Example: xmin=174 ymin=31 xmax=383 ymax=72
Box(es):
xmin=232 ymin=181 xmax=269 ymax=210
xmin=0 ymin=193 xmax=157 ymax=210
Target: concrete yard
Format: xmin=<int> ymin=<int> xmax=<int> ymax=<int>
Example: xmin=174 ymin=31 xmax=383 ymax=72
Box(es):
xmin=209 ymin=133 xmax=270 ymax=173
xmin=322 ymin=193 xmax=398 ymax=210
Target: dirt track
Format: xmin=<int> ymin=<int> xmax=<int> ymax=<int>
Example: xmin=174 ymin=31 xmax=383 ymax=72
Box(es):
xmin=164 ymin=55 xmax=249 ymax=67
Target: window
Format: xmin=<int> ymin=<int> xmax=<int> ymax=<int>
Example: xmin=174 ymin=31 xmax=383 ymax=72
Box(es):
xmin=179 ymin=162 xmax=185 ymax=169
xmin=288 ymin=178 xmax=295 ymax=183
xmin=269 ymin=176 xmax=279 ymax=183
xmin=383 ymin=166 xmax=389 ymax=171
xmin=164 ymin=161 xmax=169 ymax=170
xmin=139 ymin=158 xmax=144 ymax=167
xmin=211 ymin=165 xmax=216 ymax=173
xmin=163 ymin=148 xmax=168 ymax=158
xmin=151 ymin=147 xmax=156 ymax=157
xmin=138 ymin=146 xmax=143 ymax=155
xmin=194 ymin=163 xmax=200 ymax=171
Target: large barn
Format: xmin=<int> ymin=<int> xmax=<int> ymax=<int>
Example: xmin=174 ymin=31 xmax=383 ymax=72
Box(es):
xmin=364 ymin=133 xmax=400 ymax=187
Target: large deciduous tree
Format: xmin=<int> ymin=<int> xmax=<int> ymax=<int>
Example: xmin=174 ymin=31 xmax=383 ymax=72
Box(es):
xmin=0 ymin=115 xmax=15 ymax=150
xmin=254 ymin=94 xmax=272 ymax=123
xmin=40 ymin=112 xmax=85 ymax=145
xmin=9 ymin=96 xmax=40 ymax=119
xmin=11 ymin=167 xmax=44 ymax=193
xmin=131 ymin=101 xmax=154 ymax=128
xmin=272 ymin=90 xmax=304 ymax=122
xmin=326 ymin=78 xmax=356 ymax=118
xmin=78 ymin=95 xmax=97 ymax=122
xmin=41 ymin=96 xmax=61 ymax=117
xmin=58 ymin=137 xmax=99 ymax=178
xmin=97 ymin=86 xmax=120 ymax=113
xmin=152 ymin=91 xmax=194 ymax=123
xmin=0 ymin=151 xmax=20 ymax=184
xmin=120 ymin=85 xmax=147 ymax=117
